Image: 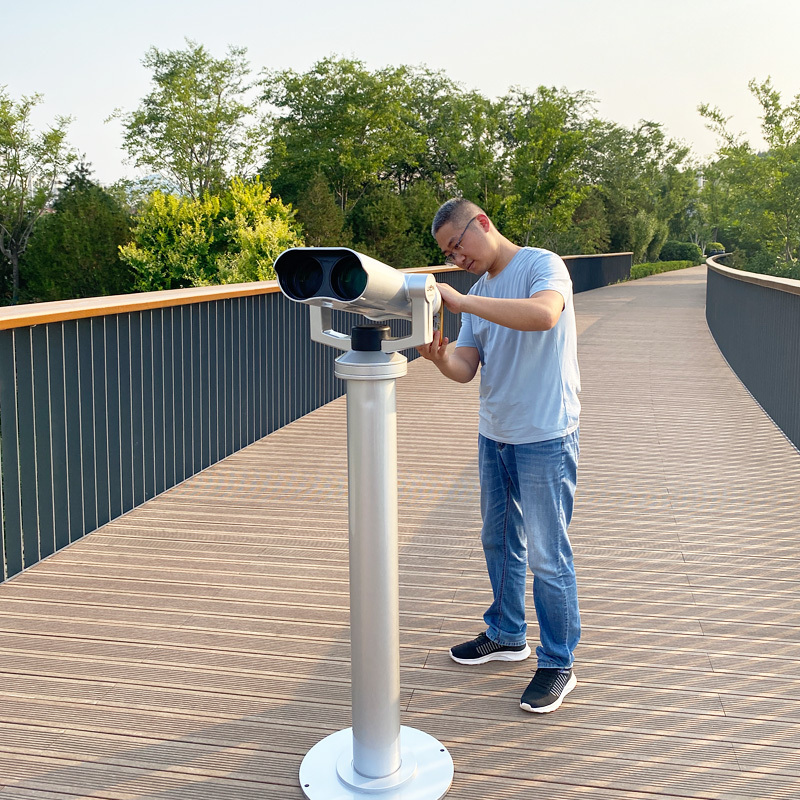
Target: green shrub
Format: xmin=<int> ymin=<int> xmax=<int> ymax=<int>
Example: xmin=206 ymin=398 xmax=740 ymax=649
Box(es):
xmin=630 ymin=260 xmax=695 ymax=280
xmin=744 ymin=250 xmax=800 ymax=280
xmin=119 ymin=178 xmax=303 ymax=291
xmin=706 ymin=242 xmax=725 ymax=255
xmin=659 ymin=240 xmax=703 ymax=263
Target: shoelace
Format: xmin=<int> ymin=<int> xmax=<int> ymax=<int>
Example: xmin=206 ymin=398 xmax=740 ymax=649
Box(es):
xmin=530 ymin=669 xmax=570 ymax=695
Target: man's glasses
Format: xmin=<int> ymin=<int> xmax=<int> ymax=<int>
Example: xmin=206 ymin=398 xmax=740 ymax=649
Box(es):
xmin=444 ymin=216 xmax=478 ymax=265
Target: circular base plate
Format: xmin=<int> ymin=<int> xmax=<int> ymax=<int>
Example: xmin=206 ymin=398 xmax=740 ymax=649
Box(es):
xmin=300 ymin=727 xmax=453 ymax=799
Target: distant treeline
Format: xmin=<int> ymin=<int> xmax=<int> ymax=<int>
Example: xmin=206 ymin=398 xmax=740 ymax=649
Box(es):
xmin=2 ymin=42 xmax=798 ymax=304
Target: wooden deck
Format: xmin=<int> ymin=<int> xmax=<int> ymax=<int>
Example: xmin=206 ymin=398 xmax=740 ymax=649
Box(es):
xmin=2 ymin=264 xmax=800 ymax=799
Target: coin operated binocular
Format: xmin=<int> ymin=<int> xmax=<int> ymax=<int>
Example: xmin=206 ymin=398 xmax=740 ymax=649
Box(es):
xmin=273 ymin=247 xmax=454 ymax=799
xmin=274 ymin=247 xmax=442 ymax=350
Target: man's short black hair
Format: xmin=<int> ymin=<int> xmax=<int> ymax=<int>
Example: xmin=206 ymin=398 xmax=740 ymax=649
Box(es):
xmin=431 ymin=198 xmax=482 ymax=238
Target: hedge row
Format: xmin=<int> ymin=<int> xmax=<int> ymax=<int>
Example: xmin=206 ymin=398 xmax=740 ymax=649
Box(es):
xmin=630 ymin=260 xmax=698 ymax=280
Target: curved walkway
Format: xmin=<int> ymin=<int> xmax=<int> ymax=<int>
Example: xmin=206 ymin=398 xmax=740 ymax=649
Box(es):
xmin=1 ymin=265 xmax=800 ymax=799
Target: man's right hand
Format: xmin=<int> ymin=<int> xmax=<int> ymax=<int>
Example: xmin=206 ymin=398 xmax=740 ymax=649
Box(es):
xmin=416 ymin=330 xmax=450 ymax=365
xmin=416 ymin=336 xmax=480 ymax=384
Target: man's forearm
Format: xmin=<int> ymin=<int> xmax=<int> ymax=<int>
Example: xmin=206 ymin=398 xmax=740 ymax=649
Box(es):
xmin=435 ymin=349 xmax=478 ymax=383
xmin=459 ymin=293 xmax=562 ymax=331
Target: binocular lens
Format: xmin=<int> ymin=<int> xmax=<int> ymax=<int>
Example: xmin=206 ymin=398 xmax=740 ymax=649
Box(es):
xmin=331 ymin=255 xmax=367 ymax=301
xmin=278 ymin=254 xmax=324 ymax=300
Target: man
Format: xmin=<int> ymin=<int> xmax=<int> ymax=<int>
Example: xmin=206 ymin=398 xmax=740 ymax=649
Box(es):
xmin=416 ymin=198 xmax=581 ymax=714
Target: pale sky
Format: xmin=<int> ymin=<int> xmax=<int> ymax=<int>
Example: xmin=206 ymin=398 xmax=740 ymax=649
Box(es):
xmin=3 ymin=0 xmax=798 ymax=186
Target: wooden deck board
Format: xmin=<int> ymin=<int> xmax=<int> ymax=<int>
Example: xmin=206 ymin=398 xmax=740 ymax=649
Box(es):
xmin=2 ymin=266 xmax=800 ymax=798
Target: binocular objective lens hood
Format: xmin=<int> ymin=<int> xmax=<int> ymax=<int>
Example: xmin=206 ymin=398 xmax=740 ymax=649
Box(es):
xmin=330 ymin=254 xmax=367 ymax=301
xmin=275 ymin=249 xmax=368 ymax=303
xmin=274 ymin=250 xmax=325 ymax=301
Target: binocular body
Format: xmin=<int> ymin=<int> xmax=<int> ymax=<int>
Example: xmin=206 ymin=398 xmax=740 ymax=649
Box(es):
xmin=274 ymin=247 xmax=442 ymax=353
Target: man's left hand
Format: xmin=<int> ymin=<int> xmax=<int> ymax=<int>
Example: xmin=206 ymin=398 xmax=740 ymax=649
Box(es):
xmin=437 ymin=282 xmax=465 ymax=314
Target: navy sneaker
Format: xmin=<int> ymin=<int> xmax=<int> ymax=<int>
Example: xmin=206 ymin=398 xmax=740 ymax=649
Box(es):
xmin=520 ymin=667 xmax=577 ymax=713
xmin=450 ymin=632 xmax=531 ymax=665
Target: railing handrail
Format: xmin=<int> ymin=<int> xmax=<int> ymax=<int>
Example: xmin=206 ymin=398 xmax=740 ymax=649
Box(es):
xmin=0 ymin=253 xmax=636 ymax=331
xmin=562 ymin=251 xmax=634 ymax=261
xmin=0 ymin=267 xmax=447 ymax=331
xmin=0 ymin=281 xmax=280 ymax=331
xmin=405 ymin=252 xmax=635 ymax=273
xmin=707 ymin=254 xmax=800 ymax=297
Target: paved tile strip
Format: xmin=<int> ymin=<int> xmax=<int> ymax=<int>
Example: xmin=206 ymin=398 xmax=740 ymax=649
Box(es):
xmin=1 ymin=265 xmax=799 ymax=799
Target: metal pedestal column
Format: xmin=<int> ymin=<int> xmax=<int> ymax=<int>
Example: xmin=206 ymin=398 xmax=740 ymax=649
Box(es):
xmin=300 ymin=340 xmax=453 ymax=800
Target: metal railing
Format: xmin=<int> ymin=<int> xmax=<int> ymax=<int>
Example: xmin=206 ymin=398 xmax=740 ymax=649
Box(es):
xmin=0 ymin=253 xmax=631 ymax=582
xmin=706 ymin=255 xmax=800 ymax=451
xmin=562 ymin=252 xmax=632 ymax=292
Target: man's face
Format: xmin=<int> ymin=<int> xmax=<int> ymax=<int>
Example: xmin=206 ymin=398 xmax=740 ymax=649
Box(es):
xmin=435 ymin=215 xmax=491 ymax=277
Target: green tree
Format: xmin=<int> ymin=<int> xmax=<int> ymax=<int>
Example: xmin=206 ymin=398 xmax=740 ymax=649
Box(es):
xmin=583 ymin=120 xmax=695 ymax=260
xmin=349 ymin=181 xmax=441 ymax=268
xmin=261 ymin=55 xmax=704 ymax=265
xmin=700 ymin=77 xmax=800 ymax=271
xmin=453 ymin=94 xmax=507 ymax=218
xmin=295 ymin=172 xmax=349 ymax=247
xmin=670 ymin=165 xmax=727 ymax=255
xmin=216 ymin=178 xmax=305 ymax=283
xmin=119 ymin=178 xmax=302 ymax=290
xmin=555 ymin=188 xmax=611 ymax=255
xmin=263 ymin=58 xmax=479 ymax=266
xmin=397 ymin=181 xmax=444 ymax=266
xmin=349 ymin=184 xmax=412 ymax=266
xmin=20 ymin=163 xmax=133 ymax=301
xmin=262 ymin=57 xmax=412 ymax=214
xmin=115 ymin=40 xmax=263 ymax=199
xmin=499 ymin=86 xmax=593 ymax=248
xmin=382 ymin=67 xmax=478 ymax=196
xmin=0 ymin=88 xmax=74 ymax=302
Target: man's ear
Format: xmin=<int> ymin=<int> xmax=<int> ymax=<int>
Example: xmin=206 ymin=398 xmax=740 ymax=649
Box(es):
xmin=476 ymin=213 xmax=491 ymax=232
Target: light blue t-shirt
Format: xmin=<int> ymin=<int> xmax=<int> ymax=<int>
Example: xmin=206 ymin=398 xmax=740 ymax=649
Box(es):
xmin=456 ymin=247 xmax=581 ymax=444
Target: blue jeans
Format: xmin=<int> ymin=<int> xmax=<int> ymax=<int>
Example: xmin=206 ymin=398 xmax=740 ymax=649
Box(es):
xmin=478 ymin=430 xmax=581 ymax=669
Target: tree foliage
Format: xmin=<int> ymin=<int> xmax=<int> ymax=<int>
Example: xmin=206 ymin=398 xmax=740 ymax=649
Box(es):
xmin=349 ymin=181 xmax=442 ymax=268
xmin=498 ymin=87 xmax=594 ymax=248
xmin=115 ymin=40 xmax=263 ymax=199
xmin=659 ymin=240 xmax=703 ymax=263
xmin=580 ymin=120 xmax=696 ymax=260
xmin=21 ymin=163 xmax=133 ymax=301
xmin=259 ymin=57 xmax=698 ymax=264
xmin=0 ymin=87 xmax=74 ymax=302
xmin=118 ymin=178 xmax=302 ymax=291
xmin=8 ymin=51 xmax=714 ymax=303
xmin=294 ymin=172 xmax=350 ymax=247
xmin=700 ymin=77 xmax=800 ymax=276
xmin=262 ymin=57 xmax=417 ymax=213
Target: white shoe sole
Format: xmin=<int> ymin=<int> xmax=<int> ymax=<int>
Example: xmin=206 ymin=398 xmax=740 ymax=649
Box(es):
xmin=520 ymin=672 xmax=577 ymax=713
xmin=450 ymin=644 xmax=531 ymax=665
